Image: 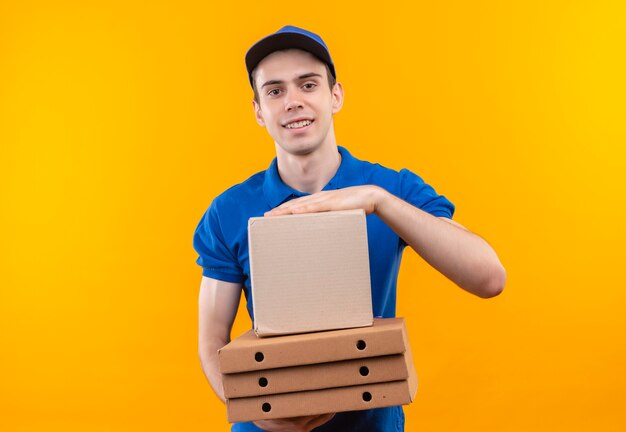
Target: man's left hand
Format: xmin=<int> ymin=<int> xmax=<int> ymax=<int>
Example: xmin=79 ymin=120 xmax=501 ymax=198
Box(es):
xmin=265 ymin=186 xmax=383 ymax=216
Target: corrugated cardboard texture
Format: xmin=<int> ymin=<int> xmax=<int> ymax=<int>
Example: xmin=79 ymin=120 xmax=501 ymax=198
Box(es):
xmin=226 ymin=372 xmax=418 ymax=423
xmin=222 ymin=354 xmax=409 ymax=398
xmin=219 ymin=318 xmax=407 ymax=374
xmin=248 ymin=209 xmax=373 ymax=336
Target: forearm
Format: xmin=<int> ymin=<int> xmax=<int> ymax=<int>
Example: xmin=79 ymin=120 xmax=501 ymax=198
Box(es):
xmin=373 ymin=187 xmax=506 ymax=298
xmin=199 ymin=336 xmax=228 ymax=403
xmin=198 ymin=277 xmax=242 ymax=404
xmin=264 ymin=185 xmax=505 ymax=297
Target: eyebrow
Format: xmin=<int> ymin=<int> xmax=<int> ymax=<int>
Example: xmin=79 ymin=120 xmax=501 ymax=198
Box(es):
xmin=260 ymin=72 xmax=323 ymax=89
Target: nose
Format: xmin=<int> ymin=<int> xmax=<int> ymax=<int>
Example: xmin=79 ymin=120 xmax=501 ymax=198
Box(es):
xmin=284 ymin=91 xmax=304 ymax=111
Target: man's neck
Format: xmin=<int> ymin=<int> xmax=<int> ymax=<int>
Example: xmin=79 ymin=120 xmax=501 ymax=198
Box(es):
xmin=275 ymin=142 xmax=342 ymax=194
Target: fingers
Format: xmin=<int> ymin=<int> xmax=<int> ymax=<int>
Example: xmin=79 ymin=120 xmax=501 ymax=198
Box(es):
xmin=252 ymin=413 xmax=335 ymax=432
xmin=265 ymin=193 xmax=333 ymax=216
xmin=263 ymin=186 xmax=376 ymax=216
xmin=304 ymin=413 xmax=336 ymax=430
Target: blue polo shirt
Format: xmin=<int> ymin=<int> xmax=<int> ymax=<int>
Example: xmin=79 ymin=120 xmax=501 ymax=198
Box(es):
xmin=193 ymin=146 xmax=454 ymax=432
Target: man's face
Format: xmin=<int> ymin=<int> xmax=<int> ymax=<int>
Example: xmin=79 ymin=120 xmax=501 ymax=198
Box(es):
xmin=252 ymin=49 xmax=343 ymax=156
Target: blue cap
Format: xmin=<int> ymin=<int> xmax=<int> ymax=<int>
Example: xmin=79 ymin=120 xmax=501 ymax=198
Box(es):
xmin=245 ymin=25 xmax=336 ymax=87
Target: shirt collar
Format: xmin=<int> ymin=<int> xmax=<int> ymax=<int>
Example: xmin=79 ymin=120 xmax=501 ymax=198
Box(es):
xmin=262 ymin=146 xmax=363 ymax=209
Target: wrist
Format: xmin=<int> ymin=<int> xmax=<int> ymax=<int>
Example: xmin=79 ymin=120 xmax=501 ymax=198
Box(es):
xmin=370 ymin=185 xmax=388 ymax=215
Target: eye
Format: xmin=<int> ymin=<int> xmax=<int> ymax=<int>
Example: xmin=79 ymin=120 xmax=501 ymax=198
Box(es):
xmin=302 ymin=82 xmax=317 ymax=90
xmin=267 ymin=88 xmax=282 ymax=97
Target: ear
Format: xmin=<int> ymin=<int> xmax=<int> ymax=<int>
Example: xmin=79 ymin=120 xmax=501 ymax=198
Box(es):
xmin=331 ymin=82 xmax=344 ymax=114
xmin=252 ymin=100 xmax=266 ymax=127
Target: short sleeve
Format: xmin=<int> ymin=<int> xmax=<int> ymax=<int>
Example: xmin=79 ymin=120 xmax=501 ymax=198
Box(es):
xmin=193 ymin=201 xmax=245 ymax=283
xmin=399 ymin=168 xmax=455 ymax=218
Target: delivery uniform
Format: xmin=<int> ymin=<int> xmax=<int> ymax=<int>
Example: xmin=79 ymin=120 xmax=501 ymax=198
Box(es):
xmin=193 ymin=145 xmax=455 ymax=432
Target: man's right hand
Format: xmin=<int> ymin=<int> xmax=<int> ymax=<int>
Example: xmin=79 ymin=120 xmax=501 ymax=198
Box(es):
xmin=253 ymin=413 xmax=335 ymax=432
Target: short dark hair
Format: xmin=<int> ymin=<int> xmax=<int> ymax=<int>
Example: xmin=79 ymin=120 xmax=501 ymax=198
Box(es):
xmin=251 ymin=60 xmax=337 ymax=104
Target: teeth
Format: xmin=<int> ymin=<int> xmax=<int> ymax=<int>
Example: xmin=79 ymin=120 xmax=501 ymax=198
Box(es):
xmin=285 ymin=120 xmax=312 ymax=129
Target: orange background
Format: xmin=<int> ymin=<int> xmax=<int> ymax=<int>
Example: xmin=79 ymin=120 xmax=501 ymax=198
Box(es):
xmin=1 ymin=1 xmax=625 ymax=431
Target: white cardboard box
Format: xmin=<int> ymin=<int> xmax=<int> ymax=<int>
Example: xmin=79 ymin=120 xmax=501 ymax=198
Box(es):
xmin=248 ymin=209 xmax=373 ymax=336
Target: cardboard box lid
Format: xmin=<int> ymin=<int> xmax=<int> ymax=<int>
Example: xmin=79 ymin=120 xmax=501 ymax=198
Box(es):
xmin=226 ymin=372 xmax=418 ymax=423
xmin=222 ymin=354 xmax=410 ymax=399
xmin=248 ymin=209 xmax=373 ymax=336
xmin=219 ymin=317 xmax=407 ymax=374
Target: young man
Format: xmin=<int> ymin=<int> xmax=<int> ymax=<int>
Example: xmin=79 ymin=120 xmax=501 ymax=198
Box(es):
xmin=194 ymin=26 xmax=506 ymax=432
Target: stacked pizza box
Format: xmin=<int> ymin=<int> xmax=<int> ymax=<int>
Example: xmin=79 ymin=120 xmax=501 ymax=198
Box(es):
xmin=217 ymin=210 xmax=417 ymax=423
xmin=219 ymin=317 xmax=417 ymax=422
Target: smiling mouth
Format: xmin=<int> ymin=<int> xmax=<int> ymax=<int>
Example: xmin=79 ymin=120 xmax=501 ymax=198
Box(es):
xmin=284 ymin=120 xmax=313 ymax=129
